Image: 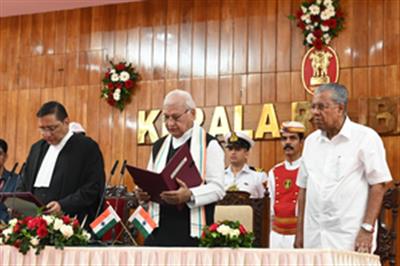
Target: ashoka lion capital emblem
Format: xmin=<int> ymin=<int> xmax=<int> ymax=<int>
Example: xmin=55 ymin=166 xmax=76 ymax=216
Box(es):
xmin=301 ymin=46 xmax=339 ymax=95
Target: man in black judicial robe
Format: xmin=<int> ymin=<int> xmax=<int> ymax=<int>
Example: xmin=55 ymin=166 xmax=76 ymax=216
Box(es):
xmin=17 ymin=101 xmax=105 ymax=224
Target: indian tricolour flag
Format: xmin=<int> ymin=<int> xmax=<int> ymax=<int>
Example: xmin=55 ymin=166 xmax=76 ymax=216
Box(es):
xmin=128 ymin=206 xmax=157 ymax=238
xmin=90 ymin=205 xmax=121 ymax=238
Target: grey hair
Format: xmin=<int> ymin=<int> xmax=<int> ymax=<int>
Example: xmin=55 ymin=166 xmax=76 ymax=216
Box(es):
xmin=315 ymin=83 xmax=348 ymax=107
xmin=163 ymin=89 xmax=196 ymax=109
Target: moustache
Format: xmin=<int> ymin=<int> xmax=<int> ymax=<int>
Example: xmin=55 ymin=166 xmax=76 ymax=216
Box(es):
xmin=283 ymin=144 xmax=294 ymax=151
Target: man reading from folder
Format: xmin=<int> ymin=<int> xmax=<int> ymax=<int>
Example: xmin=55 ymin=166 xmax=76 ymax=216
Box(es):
xmin=17 ymin=101 xmax=105 ymax=224
xmin=136 ymin=89 xmax=225 ymax=246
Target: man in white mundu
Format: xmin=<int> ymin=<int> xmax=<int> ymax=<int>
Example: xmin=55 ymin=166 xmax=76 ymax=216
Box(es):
xmin=136 ymin=89 xmax=225 ymax=246
xmin=295 ymin=83 xmax=392 ymax=253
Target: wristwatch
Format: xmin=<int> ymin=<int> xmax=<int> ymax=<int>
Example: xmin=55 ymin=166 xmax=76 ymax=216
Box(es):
xmin=361 ymin=223 xmax=374 ymax=233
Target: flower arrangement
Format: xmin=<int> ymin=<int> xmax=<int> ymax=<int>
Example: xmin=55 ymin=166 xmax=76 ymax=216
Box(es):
xmin=101 ymin=61 xmax=140 ymax=111
xmin=289 ymin=0 xmax=344 ymax=50
xmin=0 ymin=214 xmax=91 ymax=255
xmin=199 ymin=220 xmax=254 ymax=248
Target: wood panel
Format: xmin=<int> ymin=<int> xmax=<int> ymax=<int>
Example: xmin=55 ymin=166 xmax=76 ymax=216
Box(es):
xmin=0 ymin=0 xmax=399 ymax=258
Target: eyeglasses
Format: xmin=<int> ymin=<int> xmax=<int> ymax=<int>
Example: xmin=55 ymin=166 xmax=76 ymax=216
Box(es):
xmin=162 ymin=109 xmax=190 ymax=123
xmin=38 ymin=123 xmax=62 ymax=134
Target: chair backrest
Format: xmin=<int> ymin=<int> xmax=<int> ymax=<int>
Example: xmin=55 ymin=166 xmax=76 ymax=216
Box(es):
xmin=215 ymin=191 xmax=270 ymax=247
xmin=375 ymin=181 xmax=399 ymax=266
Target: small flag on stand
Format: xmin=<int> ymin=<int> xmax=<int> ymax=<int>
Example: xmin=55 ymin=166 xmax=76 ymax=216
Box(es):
xmin=90 ymin=205 xmax=121 ymax=238
xmin=128 ymin=206 xmax=157 ymax=238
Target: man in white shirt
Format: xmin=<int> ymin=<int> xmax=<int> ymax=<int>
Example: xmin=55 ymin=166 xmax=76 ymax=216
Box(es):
xmin=136 ymin=89 xmax=225 ymax=246
xmin=17 ymin=101 xmax=105 ymax=225
xmin=268 ymin=121 xmax=305 ymax=248
xmin=224 ymin=131 xmax=266 ymax=199
xmin=295 ymin=83 xmax=392 ymax=253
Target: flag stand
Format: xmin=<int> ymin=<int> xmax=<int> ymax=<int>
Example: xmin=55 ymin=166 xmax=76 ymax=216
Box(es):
xmin=112 ymin=221 xmax=138 ymax=246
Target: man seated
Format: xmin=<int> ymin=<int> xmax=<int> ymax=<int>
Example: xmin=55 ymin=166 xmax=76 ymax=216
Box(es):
xmin=267 ymin=121 xmax=305 ymax=248
xmin=224 ymin=131 xmax=266 ymax=199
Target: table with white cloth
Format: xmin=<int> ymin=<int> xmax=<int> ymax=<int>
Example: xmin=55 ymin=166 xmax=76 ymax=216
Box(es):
xmin=0 ymin=245 xmax=381 ymax=266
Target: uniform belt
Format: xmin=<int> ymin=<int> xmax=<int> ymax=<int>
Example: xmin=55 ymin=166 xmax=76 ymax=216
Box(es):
xmin=272 ymin=224 xmax=297 ymax=235
xmin=273 ymin=216 xmax=297 ymax=224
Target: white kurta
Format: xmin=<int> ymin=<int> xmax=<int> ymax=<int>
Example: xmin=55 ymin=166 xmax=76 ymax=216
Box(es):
xmin=224 ymin=164 xmax=267 ymax=199
xmin=297 ymin=117 xmax=392 ymax=251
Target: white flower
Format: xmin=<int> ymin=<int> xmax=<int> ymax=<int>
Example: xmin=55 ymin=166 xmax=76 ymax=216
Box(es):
xmin=217 ymin=224 xmax=231 ymax=236
xmin=321 ymin=10 xmax=331 ymax=20
xmin=321 ymin=25 xmax=330 ymax=32
xmin=119 ymin=71 xmax=130 ymax=82
xmin=60 ymin=224 xmax=74 ymax=239
xmin=30 ymin=237 xmax=40 ymax=246
xmin=306 ymin=25 xmax=315 ymax=31
xmin=323 ymin=33 xmax=331 ymax=44
xmin=301 ymin=14 xmax=310 ymax=22
xmin=110 ymin=69 xmax=116 ymax=74
xmin=2 ymin=228 xmax=12 ymax=240
xmin=324 ymin=0 xmax=333 ymax=7
xmin=309 ymin=5 xmax=320 ymax=15
xmin=113 ymin=89 xmax=121 ymax=101
xmin=111 ymin=73 xmax=119 ymax=82
xmin=301 ymin=6 xmax=307 ymax=14
xmin=306 ymin=33 xmax=316 ymax=44
xmin=83 ymin=231 xmax=91 ymax=241
xmin=0 ymin=236 xmax=3 ymax=245
xmin=314 ymin=22 xmax=318 ymax=26
xmin=103 ymin=92 xmax=108 ymax=98
xmin=53 ymin=218 xmax=64 ymax=231
xmin=9 ymin=218 xmax=18 ymax=226
xmin=42 ymin=215 xmax=55 ymax=225
xmin=316 ymin=0 xmax=322 ymax=4
xmin=228 ymin=229 xmax=240 ymax=238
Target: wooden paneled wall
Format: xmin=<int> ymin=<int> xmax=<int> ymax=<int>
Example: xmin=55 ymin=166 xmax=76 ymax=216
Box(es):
xmin=0 ymin=0 xmax=399 ymax=259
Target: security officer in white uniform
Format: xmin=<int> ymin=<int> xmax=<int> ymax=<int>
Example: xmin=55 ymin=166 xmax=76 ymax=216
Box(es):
xmin=224 ymin=131 xmax=267 ymax=199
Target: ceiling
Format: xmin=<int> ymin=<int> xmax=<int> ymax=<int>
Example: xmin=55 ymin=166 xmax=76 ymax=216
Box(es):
xmin=0 ymin=0 xmax=139 ymax=18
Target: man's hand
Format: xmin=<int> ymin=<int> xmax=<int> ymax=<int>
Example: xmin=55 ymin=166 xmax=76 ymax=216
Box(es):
xmin=45 ymin=201 xmax=62 ymax=214
xmin=135 ymin=187 xmax=151 ymax=204
xmin=354 ymin=229 xmax=373 ymax=253
xmin=160 ymin=178 xmax=192 ymax=205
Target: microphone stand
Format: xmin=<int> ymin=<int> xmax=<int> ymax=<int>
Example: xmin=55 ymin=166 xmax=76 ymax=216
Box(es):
xmin=94 ymin=160 xmax=119 ymax=220
xmin=112 ymin=160 xmax=127 ymax=244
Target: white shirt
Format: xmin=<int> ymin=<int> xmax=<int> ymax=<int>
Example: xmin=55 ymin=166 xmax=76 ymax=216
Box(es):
xmin=268 ymin=158 xmax=302 ymax=216
xmin=224 ymin=164 xmax=267 ymax=199
xmin=297 ymin=117 xmax=392 ymax=251
xmin=34 ymin=130 xmax=74 ymax=188
xmin=147 ymin=128 xmax=225 ymax=208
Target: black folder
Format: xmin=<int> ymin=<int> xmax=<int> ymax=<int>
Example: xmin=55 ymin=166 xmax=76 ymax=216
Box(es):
xmin=127 ymin=144 xmax=202 ymax=204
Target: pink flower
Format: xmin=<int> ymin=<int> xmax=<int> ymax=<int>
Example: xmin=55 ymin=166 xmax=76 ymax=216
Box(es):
xmin=125 ymin=79 xmax=134 ymax=89
xmin=116 ymin=63 xmax=125 ymax=71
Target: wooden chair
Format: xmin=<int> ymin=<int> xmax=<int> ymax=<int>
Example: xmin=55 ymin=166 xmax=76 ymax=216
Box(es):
xmin=375 ymin=181 xmax=400 ymax=266
xmin=215 ymin=191 xmax=270 ymax=247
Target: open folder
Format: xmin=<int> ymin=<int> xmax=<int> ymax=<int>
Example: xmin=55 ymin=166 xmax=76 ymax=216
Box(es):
xmin=0 ymin=192 xmax=44 ymax=217
xmin=127 ymin=144 xmax=202 ymax=204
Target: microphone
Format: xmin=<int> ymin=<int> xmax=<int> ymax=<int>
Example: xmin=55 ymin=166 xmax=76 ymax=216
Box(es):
xmin=117 ymin=160 xmax=127 ymax=188
xmin=106 ymin=160 xmax=119 ymax=188
xmin=18 ymin=163 xmax=26 ymax=176
xmin=10 ymin=162 xmax=19 ymax=175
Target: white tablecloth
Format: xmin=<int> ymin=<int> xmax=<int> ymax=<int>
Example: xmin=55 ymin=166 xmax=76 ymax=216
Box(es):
xmin=0 ymin=245 xmax=381 ymax=266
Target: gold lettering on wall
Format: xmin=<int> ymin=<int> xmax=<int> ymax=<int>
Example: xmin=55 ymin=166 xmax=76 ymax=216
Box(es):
xmin=255 ymin=104 xmax=280 ymax=139
xmin=209 ymin=106 xmax=231 ymax=137
xmin=137 ymin=109 xmax=161 ymax=143
xmin=234 ymin=105 xmax=254 ymax=138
